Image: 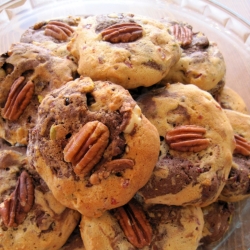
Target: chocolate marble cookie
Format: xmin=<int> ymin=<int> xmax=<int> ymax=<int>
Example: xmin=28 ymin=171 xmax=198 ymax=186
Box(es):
xmin=28 ymin=76 xmax=160 ymax=217
xmin=136 ymin=83 xmax=235 ymax=207
xmin=219 ymin=109 xmax=250 ymax=202
xmin=20 ymin=16 xmax=80 ymax=44
xmin=0 ymin=42 xmax=77 ymax=145
xmin=214 ymin=86 xmax=249 ymax=114
xmin=0 ymin=148 xmax=80 ymax=250
xmin=162 ymin=21 xmax=226 ymax=95
xmin=200 ymin=201 xmax=234 ymax=246
xmin=67 ymin=13 xmax=181 ymax=89
xmin=20 ymin=16 xmax=81 ymax=60
xmin=80 ymin=197 xmax=204 ymax=250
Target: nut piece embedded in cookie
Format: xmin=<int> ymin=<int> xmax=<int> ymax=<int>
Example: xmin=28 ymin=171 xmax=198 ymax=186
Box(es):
xmin=169 ymin=23 xmax=193 ymax=48
xmin=45 ymin=20 xmax=74 ymax=41
xmin=0 ymin=170 xmax=34 ymax=227
xmin=64 ymin=121 xmax=110 ymax=176
xmin=234 ymin=134 xmax=250 ymax=156
xmin=2 ymin=77 xmax=34 ymax=121
xmin=113 ymin=199 xmax=152 ymax=248
xmin=166 ymin=125 xmax=210 ymax=152
xmin=101 ymin=23 xmax=143 ymax=43
xmin=89 ymin=158 xmax=134 ymax=185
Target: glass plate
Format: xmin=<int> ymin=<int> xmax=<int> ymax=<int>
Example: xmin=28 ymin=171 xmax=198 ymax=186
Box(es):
xmin=0 ymin=0 xmax=250 ymax=249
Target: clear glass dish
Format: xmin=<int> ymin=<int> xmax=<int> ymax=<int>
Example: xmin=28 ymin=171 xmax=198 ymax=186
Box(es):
xmin=0 ymin=0 xmax=250 ymax=249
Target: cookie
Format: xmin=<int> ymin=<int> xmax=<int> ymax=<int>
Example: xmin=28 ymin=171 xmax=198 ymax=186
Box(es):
xmin=67 ymin=13 xmax=181 ymax=89
xmin=20 ymin=16 xmax=82 ymax=60
xmin=214 ymin=86 xmax=249 ymax=114
xmin=219 ymin=109 xmax=250 ymax=202
xmin=0 ymin=148 xmax=80 ymax=250
xmin=80 ymin=197 xmax=204 ymax=250
xmin=162 ymin=21 xmax=226 ymax=95
xmin=60 ymin=225 xmax=85 ymax=250
xmin=0 ymin=42 xmax=77 ymax=145
xmin=200 ymin=201 xmax=234 ymax=246
xmin=20 ymin=16 xmax=81 ymax=44
xmin=28 ymin=76 xmax=160 ymax=217
xmin=136 ymin=83 xmax=235 ymax=207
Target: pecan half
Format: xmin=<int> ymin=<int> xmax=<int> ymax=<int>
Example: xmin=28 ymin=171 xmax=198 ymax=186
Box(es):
xmin=166 ymin=125 xmax=210 ymax=152
xmin=169 ymin=23 xmax=193 ymax=48
xmin=2 ymin=76 xmax=34 ymax=121
xmin=89 ymin=158 xmax=134 ymax=185
xmin=33 ymin=21 xmax=47 ymax=30
xmin=234 ymin=134 xmax=250 ymax=156
xmin=0 ymin=170 xmax=34 ymax=227
xmin=101 ymin=23 xmax=143 ymax=43
xmin=64 ymin=121 xmax=110 ymax=176
xmin=113 ymin=199 xmax=152 ymax=248
xmin=45 ymin=21 xmax=74 ymax=41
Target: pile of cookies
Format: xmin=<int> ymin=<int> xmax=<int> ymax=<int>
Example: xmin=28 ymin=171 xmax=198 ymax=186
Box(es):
xmin=0 ymin=12 xmax=249 ymax=250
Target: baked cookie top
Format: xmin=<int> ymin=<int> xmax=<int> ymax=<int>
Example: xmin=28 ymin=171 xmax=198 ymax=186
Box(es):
xmin=0 ymin=42 xmax=77 ymax=145
xmin=219 ymin=109 xmax=250 ymax=202
xmin=0 ymin=148 xmax=80 ymax=250
xmin=80 ymin=197 xmax=204 ymax=250
xmin=136 ymin=83 xmax=235 ymax=207
xmin=162 ymin=21 xmax=226 ymax=94
xmin=67 ymin=13 xmax=181 ymax=89
xmin=28 ymin=76 xmax=160 ymax=217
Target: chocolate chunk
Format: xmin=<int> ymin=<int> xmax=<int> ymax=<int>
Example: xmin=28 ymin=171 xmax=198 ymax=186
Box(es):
xmin=139 ymin=156 xmax=202 ymax=198
xmin=142 ymin=60 xmax=162 ymax=71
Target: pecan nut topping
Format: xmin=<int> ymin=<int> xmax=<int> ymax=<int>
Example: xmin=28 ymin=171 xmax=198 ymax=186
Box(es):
xmin=234 ymin=134 xmax=250 ymax=156
xmin=0 ymin=170 xmax=34 ymax=227
xmin=33 ymin=21 xmax=47 ymax=30
xmin=113 ymin=199 xmax=152 ymax=248
xmin=89 ymin=158 xmax=134 ymax=185
xmin=166 ymin=125 xmax=210 ymax=152
xmin=169 ymin=23 xmax=193 ymax=48
xmin=64 ymin=121 xmax=110 ymax=176
xmin=2 ymin=76 xmax=34 ymax=121
xmin=101 ymin=22 xmax=143 ymax=43
xmin=45 ymin=21 xmax=74 ymax=41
